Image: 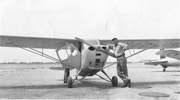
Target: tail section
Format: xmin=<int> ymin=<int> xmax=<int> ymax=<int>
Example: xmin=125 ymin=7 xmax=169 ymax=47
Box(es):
xmin=156 ymin=50 xmax=180 ymax=60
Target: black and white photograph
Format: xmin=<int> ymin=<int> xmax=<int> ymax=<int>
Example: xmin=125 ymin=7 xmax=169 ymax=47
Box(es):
xmin=0 ymin=0 xmax=179 ymax=99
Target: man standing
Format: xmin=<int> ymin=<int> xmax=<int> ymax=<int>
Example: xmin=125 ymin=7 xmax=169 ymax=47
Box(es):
xmin=107 ymin=38 xmax=131 ymax=88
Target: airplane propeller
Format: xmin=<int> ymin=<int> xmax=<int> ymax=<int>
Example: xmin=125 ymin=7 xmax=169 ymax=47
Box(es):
xmin=75 ymin=37 xmax=116 ymax=58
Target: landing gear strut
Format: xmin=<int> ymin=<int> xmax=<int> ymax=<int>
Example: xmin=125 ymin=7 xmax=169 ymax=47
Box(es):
xmin=65 ymin=69 xmax=84 ymax=88
xmin=64 ymin=68 xmax=70 ymax=83
xmin=96 ymin=70 xmax=118 ymax=87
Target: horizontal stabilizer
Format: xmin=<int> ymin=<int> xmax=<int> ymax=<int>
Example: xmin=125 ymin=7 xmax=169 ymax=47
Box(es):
xmin=144 ymin=60 xmax=168 ymax=66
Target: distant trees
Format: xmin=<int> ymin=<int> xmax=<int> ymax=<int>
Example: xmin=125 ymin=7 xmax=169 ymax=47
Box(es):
xmin=0 ymin=62 xmax=58 ymax=64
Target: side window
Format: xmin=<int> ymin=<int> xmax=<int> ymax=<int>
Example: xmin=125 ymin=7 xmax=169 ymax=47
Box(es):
xmin=56 ymin=44 xmax=78 ymax=60
xmin=66 ymin=45 xmax=78 ymax=57
xmin=57 ymin=49 xmax=68 ymax=60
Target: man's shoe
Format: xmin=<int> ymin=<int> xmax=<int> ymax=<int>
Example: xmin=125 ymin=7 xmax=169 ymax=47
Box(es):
xmin=127 ymin=79 xmax=131 ymax=88
xmin=121 ymin=84 xmax=127 ymax=88
xmin=121 ymin=80 xmax=129 ymax=88
xmin=121 ymin=79 xmax=131 ymax=88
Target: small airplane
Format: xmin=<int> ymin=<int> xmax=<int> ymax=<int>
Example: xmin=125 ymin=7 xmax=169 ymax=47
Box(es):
xmin=143 ymin=50 xmax=180 ymax=71
xmin=0 ymin=35 xmax=179 ymax=88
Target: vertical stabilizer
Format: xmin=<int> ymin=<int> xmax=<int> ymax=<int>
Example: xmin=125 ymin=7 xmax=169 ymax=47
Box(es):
xmin=160 ymin=49 xmax=165 ymax=59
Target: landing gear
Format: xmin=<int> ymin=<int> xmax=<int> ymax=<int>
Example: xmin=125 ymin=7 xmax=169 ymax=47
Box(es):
xmin=63 ymin=68 xmax=72 ymax=88
xmin=67 ymin=76 xmax=73 ymax=88
xmin=111 ymin=76 xmax=118 ymax=86
xmin=163 ymin=68 xmax=166 ymax=72
xmin=162 ymin=65 xmax=167 ymax=72
xmin=64 ymin=69 xmax=84 ymax=88
xmin=63 ymin=68 xmax=119 ymax=88
xmin=64 ymin=68 xmax=70 ymax=83
xmin=96 ymin=70 xmax=118 ymax=87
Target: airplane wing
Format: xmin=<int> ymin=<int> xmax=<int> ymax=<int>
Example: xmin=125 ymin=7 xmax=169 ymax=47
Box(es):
xmin=0 ymin=35 xmax=179 ymax=50
xmin=144 ymin=60 xmax=168 ymax=66
xmin=100 ymin=39 xmax=180 ymax=49
xmin=156 ymin=50 xmax=180 ymax=60
xmin=0 ymin=35 xmax=79 ymax=49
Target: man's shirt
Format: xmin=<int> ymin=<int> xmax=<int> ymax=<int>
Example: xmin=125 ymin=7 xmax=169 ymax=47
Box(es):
xmin=109 ymin=43 xmax=128 ymax=57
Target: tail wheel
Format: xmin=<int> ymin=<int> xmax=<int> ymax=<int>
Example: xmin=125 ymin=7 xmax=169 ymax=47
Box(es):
xmin=67 ymin=76 xmax=73 ymax=88
xmin=111 ymin=76 xmax=118 ymax=86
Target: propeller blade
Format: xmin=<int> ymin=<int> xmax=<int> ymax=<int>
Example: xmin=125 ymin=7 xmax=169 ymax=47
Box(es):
xmin=75 ymin=37 xmax=96 ymax=48
xmin=75 ymin=37 xmax=116 ymax=58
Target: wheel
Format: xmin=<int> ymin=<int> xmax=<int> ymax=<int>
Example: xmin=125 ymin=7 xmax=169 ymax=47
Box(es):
xmin=111 ymin=76 xmax=118 ymax=86
xmin=163 ymin=68 xmax=166 ymax=72
xmin=67 ymin=76 xmax=73 ymax=88
xmin=162 ymin=65 xmax=167 ymax=72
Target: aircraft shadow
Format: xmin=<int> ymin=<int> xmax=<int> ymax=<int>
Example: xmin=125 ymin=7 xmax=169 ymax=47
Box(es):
xmin=0 ymin=79 xmax=120 ymax=90
xmin=171 ymin=75 xmax=180 ymax=76
xmin=152 ymin=70 xmax=180 ymax=72
xmin=131 ymin=80 xmax=179 ymax=89
xmin=0 ymin=79 xmax=178 ymax=90
xmin=0 ymin=84 xmax=67 ymax=90
xmin=49 ymin=67 xmax=65 ymax=70
xmin=75 ymin=80 xmax=117 ymax=89
xmin=77 ymin=80 xmax=180 ymax=89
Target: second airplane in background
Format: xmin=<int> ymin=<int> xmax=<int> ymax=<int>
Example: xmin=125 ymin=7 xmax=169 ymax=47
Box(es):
xmin=143 ymin=50 xmax=180 ymax=71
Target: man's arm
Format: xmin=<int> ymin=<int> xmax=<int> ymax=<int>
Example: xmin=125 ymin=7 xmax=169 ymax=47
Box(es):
xmin=101 ymin=44 xmax=116 ymax=58
xmin=105 ymin=51 xmax=116 ymax=58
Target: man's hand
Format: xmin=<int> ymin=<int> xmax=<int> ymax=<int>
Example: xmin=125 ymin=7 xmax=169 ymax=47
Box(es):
xmin=106 ymin=44 xmax=113 ymax=51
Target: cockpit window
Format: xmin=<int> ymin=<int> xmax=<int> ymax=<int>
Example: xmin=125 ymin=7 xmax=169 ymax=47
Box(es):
xmin=57 ymin=44 xmax=78 ymax=60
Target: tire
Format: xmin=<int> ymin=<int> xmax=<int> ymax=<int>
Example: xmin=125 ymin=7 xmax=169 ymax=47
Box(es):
xmin=67 ymin=76 xmax=73 ymax=88
xmin=111 ymin=76 xmax=118 ymax=86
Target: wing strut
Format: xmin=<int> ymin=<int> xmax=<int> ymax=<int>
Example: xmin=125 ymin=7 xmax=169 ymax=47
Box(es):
xmin=103 ymin=44 xmax=157 ymax=69
xmin=6 ymin=43 xmax=59 ymax=62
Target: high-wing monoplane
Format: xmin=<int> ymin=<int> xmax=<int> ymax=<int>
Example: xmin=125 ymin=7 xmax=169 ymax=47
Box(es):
xmin=143 ymin=50 xmax=180 ymax=71
xmin=0 ymin=35 xmax=179 ymax=88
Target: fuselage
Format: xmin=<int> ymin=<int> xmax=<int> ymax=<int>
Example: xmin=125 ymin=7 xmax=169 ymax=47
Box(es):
xmin=160 ymin=58 xmax=180 ymax=67
xmin=78 ymin=39 xmax=109 ymax=76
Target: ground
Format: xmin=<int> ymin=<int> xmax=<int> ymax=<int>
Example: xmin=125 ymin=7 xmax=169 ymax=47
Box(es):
xmin=0 ymin=63 xmax=179 ymax=99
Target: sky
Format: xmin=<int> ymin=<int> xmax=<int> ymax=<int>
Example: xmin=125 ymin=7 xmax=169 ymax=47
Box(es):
xmin=0 ymin=0 xmax=180 ymax=62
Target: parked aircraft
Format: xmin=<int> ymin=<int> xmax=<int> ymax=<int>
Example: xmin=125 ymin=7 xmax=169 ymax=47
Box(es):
xmin=0 ymin=35 xmax=179 ymax=88
xmin=144 ymin=50 xmax=180 ymax=71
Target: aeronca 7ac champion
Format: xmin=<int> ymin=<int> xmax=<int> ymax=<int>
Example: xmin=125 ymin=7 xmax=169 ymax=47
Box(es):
xmin=0 ymin=35 xmax=179 ymax=88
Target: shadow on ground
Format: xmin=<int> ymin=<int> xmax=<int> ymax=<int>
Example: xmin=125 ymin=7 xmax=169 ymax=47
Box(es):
xmin=0 ymin=80 xmax=179 ymax=90
xmin=131 ymin=80 xmax=179 ymax=89
xmin=152 ymin=70 xmax=180 ymax=72
xmin=0 ymin=79 xmax=120 ymax=90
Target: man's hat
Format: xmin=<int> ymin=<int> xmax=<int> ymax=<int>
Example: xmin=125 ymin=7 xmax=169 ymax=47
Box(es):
xmin=112 ymin=38 xmax=118 ymax=41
